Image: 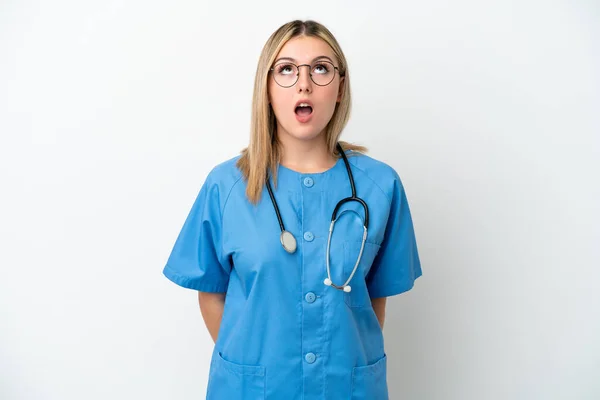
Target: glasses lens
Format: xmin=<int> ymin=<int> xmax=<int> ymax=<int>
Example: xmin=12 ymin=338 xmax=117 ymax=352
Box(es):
xmin=271 ymin=61 xmax=337 ymax=87
xmin=310 ymin=61 xmax=335 ymax=86
xmin=272 ymin=62 xmax=298 ymax=87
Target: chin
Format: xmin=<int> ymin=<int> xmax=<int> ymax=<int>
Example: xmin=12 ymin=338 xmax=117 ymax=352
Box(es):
xmin=280 ymin=122 xmax=326 ymax=141
xmin=287 ymin=130 xmax=325 ymax=142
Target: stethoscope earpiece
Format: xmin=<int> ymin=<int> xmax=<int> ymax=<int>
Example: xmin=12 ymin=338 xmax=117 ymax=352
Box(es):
xmin=324 ymin=278 xmax=352 ymax=292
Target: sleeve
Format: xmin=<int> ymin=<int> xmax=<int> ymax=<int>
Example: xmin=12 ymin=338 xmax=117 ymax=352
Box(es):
xmin=366 ymin=172 xmax=423 ymax=298
xmin=162 ymin=173 xmax=232 ymax=292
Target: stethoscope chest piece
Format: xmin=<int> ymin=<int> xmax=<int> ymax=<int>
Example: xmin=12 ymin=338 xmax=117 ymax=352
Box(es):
xmin=280 ymin=230 xmax=297 ymax=254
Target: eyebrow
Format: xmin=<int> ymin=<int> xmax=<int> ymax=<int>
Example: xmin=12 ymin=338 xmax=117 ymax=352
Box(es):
xmin=273 ymin=55 xmax=335 ymax=64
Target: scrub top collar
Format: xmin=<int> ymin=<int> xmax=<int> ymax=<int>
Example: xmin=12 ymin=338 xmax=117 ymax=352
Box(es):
xmin=274 ymin=150 xmax=350 ymax=191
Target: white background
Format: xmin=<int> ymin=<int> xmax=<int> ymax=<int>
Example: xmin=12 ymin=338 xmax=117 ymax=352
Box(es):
xmin=1 ymin=1 xmax=599 ymax=399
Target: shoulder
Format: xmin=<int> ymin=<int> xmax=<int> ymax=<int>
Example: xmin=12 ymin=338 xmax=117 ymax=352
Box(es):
xmin=206 ymin=154 xmax=244 ymax=184
xmin=346 ymin=151 xmax=404 ymax=203
xmin=201 ymin=154 xmax=245 ymax=209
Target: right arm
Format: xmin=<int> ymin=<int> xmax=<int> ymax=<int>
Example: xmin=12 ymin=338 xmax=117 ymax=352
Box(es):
xmin=198 ymin=291 xmax=226 ymax=343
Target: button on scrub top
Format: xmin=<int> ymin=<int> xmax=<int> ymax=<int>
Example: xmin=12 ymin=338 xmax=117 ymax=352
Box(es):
xmin=163 ymin=150 xmax=423 ymax=400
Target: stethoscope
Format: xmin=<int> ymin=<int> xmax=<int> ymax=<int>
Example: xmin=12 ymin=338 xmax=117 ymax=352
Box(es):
xmin=265 ymin=143 xmax=369 ymax=293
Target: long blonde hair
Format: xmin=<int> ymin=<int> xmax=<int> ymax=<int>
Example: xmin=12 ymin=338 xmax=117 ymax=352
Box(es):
xmin=236 ymin=20 xmax=367 ymax=204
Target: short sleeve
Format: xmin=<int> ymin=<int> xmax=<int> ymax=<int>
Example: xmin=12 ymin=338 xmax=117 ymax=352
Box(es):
xmin=162 ymin=173 xmax=232 ymax=292
xmin=366 ymin=172 xmax=422 ymax=298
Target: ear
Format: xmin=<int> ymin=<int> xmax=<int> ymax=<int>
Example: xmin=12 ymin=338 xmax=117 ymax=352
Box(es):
xmin=337 ymin=77 xmax=345 ymax=102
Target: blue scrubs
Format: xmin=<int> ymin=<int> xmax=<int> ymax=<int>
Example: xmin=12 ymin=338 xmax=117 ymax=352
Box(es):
xmin=163 ymin=150 xmax=422 ymax=400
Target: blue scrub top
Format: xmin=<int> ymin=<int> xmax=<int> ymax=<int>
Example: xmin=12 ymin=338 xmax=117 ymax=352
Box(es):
xmin=163 ymin=150 xmax=422 ymax=400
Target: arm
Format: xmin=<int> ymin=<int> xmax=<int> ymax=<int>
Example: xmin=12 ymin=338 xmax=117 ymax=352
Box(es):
xmin=371 ymin=297 xmax=387 ymax=329
xmin=198 ymin=291 xmax=226 ymax=343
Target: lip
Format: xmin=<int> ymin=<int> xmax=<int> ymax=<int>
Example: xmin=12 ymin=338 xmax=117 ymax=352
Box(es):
xmin=294 ymin=99 xmax=314 ymax=109
xmin=294 ymin=99 xmax=314 ymax=123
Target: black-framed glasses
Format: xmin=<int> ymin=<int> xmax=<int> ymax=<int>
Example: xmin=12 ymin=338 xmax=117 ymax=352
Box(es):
xmin=269 ymin=60 xmax=342 ymax=88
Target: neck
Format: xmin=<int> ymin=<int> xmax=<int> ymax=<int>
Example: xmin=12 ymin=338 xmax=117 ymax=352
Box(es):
xmin=277 ymin=131 xmax=337 ymax=174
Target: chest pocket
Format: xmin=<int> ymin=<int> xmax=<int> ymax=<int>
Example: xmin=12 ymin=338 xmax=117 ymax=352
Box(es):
xmin=343 ymin=241 xmax=381 ymax=308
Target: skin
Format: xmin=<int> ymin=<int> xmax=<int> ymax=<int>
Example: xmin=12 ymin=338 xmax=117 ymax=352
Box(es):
xmin=199 ymin=36 xmax=386 ymax=344
xmin=198 ymin=292 xmax=225 ymax=343
xmin=372 ymin=297 xmax=387 ymax=329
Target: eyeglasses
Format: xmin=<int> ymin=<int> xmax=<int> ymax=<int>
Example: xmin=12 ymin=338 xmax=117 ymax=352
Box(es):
xmin=269 ymin=60 xmax=342 ymax=88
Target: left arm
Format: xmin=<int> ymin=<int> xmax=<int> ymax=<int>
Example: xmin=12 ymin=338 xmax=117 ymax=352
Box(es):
xmin=370 ymin=297 xmax=387 ymax=329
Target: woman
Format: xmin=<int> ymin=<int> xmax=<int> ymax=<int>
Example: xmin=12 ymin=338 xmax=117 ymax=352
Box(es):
xmin=163 ymin=19 xmax=422 ymax=400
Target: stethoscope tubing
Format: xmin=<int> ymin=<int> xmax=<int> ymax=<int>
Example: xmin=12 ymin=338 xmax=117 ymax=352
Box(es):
xmin=264 ymin=142 xmax=370 ymax=292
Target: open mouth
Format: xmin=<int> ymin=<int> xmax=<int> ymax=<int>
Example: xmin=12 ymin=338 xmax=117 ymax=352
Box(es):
xmin=295 ymin=105 xmax=313 ymax=116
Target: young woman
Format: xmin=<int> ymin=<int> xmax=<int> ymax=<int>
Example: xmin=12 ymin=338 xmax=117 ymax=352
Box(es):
xmin=163 ymin=19 xmax=423 ymax=400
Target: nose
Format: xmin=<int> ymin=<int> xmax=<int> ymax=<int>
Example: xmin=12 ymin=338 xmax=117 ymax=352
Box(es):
xmin=296 ymin=64 xmax=312 ymax=93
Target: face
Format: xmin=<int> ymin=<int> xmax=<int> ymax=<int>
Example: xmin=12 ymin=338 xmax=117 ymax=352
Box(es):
xmin=267 ymin=36 xmax=345 ymax=143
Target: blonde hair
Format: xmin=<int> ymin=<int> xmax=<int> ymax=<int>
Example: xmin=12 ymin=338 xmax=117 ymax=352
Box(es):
xmin=236 ymin=20 xmax=367 ymax=204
